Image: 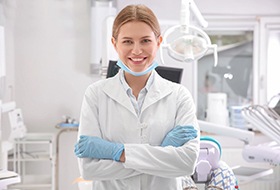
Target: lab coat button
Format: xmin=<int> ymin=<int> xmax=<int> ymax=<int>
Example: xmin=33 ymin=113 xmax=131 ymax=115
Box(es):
xmin=140 ymin=123 xmax=148 ymax=129
xmin=141 ymin=135 xmax=148 ymax=142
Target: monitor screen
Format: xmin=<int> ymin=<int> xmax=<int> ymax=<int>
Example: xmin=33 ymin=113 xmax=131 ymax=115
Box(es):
xmin=106 ymin=60 xmax=183 ymax=84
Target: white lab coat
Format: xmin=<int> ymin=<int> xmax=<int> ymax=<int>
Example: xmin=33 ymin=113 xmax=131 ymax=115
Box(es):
xmin=77 ymin=70 xmax=200 ymax=190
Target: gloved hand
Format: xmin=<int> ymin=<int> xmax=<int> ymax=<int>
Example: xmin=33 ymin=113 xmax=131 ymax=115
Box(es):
xmin=74 ymin=135 xmax=124 ymax=161
xmin=161 ymin=125 xmax=197 ymax=147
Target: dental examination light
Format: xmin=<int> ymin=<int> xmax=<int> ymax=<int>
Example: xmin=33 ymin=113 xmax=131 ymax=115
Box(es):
xmin=160 ymin=0 xmax=218 ymax=66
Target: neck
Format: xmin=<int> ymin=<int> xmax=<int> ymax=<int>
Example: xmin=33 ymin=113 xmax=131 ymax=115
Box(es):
xmin=124 ymin=72 xmax=151 ymax=98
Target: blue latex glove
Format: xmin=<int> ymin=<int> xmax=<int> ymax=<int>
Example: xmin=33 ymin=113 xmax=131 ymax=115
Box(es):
xmin=74 ymin=135 xmax=124 ymax=161
xmin=161 ymin=125 xmax=197 ymax=147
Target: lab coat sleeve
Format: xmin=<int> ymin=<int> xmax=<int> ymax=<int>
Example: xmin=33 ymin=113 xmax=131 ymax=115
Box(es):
xmin=123 ymin=85 xmax=200 ymax=178
xmin=79 ymin=158 xmax=141 ymax=181
xmin=123 ymin=141 xmax=199 ymax=178
xmin=77 ymin=83 xmax=141 ymax=181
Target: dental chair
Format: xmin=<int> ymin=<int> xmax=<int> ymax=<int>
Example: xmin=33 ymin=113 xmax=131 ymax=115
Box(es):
xmin=191 ymin=120 xmax=255 ymax=190
xmin=181 ymin=134 xmax=238 ymax=190
xmin=192 ymin=136 xmax=239 ymax=190
xmin=193 ymin=136 xmax=222 ymax=183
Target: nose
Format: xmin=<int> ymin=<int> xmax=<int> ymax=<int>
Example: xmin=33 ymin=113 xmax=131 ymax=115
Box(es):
xmin=131 ymin=43 xmax=142 ymax=55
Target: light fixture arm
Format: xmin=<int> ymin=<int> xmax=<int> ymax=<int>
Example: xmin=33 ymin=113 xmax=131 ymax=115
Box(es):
xmin=188 ymin=0 xmax=208 ymax=28
xmin=180 ymin=0 xmax=190 ymax=33
xmin=180 ymin=0 xmax=208 ymax=32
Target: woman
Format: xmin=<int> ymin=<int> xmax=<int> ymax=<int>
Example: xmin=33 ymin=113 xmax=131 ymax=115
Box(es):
xmin=74 ymin=4 xmax=200 ymax=190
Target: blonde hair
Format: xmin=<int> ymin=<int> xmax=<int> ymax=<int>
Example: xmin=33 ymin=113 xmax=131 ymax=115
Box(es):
xmin=112 ymin=4 xmax=161 ymax=40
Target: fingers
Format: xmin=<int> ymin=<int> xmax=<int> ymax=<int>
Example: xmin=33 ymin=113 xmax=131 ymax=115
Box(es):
xmin=174 ymin=126 xmax=198 ymax=138
xmin=174 ymin=125 xmax=195 ymax=133
xmin=180 ymin=129 xmax=198 ymax=140
xmin=75 ymin=135 xmax=90 ymax=157
xmin=176 ymin=125 xmax=194 ymax=129
xmin=168 ymin=126 xmax=196 ymax=137
xmin=74 ymin=143 xmax=83 ymax=157
xmin=184 ymin=131 xmax=197 ymax=138
xmin=75 ymin=136 xmax=104 ymax=158
xmin=173 ymin=125 xmax=189 ymax=132
xmin=79 ymin=135 xmax=88 ymax=140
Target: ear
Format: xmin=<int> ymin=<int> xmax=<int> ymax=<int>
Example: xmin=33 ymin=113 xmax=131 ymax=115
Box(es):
xmin=111 ymin=37 xmax=117 ymax=51
xmin=157 ymin=35 xmax=163 ymax=47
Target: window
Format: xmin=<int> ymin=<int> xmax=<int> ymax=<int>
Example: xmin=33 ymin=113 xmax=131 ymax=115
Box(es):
xmin=195 ymin=16 xmax=259 ymax=126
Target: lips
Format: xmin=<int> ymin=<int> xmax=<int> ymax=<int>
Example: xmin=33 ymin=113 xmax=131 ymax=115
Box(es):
xmin=129 ymin=57 xmax=147 ymax=64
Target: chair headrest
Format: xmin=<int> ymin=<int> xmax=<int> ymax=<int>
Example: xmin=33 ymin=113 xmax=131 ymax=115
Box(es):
xmin=199 ymin=136 xmax=221 ymax=169
xmin=200 ymin=136 xmax=222 ymax=156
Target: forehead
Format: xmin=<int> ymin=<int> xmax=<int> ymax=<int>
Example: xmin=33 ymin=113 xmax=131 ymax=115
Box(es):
xmin=118 ymin=21 xmax=155 ymax=39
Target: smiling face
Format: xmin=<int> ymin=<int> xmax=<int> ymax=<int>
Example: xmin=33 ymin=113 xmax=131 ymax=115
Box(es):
xmin=112 ymin=21 xmax=162 ymax=73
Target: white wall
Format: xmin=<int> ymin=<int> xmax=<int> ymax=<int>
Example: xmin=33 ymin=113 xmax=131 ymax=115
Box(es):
xmin=4 ymin=0 xmax=97 ymax=135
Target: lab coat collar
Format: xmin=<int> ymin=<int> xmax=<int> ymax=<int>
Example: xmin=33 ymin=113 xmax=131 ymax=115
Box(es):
xmin=102 ymin=70 xmax=173 ymax=116
xmin=102 ymin=73 xmax=136 ymax=116
xmin=119 ymin=70 xmax=154 ymax=95
xmin=141 ymin=71 xmax=173 ymax=113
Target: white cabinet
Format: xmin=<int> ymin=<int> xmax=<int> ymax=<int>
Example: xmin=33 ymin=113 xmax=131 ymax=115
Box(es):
xmin=56 ymin=127 xmax=79 ymax=190
xmin=8 ymin=133 xmax=55 ymax=190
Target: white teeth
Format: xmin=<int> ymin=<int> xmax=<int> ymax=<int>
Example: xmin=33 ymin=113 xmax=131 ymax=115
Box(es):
xmin=131 ymin=58 xmax=143 ymax=62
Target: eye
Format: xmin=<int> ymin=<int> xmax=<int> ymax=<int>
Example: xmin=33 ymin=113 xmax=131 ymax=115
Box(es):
xmin=142 ymin=39 xmax=152 ymax=43
xmin=122 ymin=40 xmax=133 ymax=44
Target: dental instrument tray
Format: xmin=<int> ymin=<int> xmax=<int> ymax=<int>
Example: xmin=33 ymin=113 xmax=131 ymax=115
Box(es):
xmin=242 ymin=104 xmax=280 ymax=145
xmin=241 ymin=97 xmax=280 ymax=165
xmin=55 ymin=115 xmax=79 ymax=128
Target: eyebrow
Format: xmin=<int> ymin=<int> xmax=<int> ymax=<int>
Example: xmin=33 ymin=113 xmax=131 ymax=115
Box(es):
xmin=141 ymin=36 xmax=153 ymax=39
xmin=120 ymin=36 xmax=153 ymax=40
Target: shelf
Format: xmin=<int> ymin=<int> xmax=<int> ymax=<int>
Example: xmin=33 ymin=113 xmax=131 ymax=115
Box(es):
xmin=9 ymin=174 xmax=52 ymax=189
xmin=8 ymin=153 xmax=54 ymax=162
xmin=7 ymin=133 xmax=56 ymax=190
xmin=10 ymin=184 xmax=52 ymax=189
